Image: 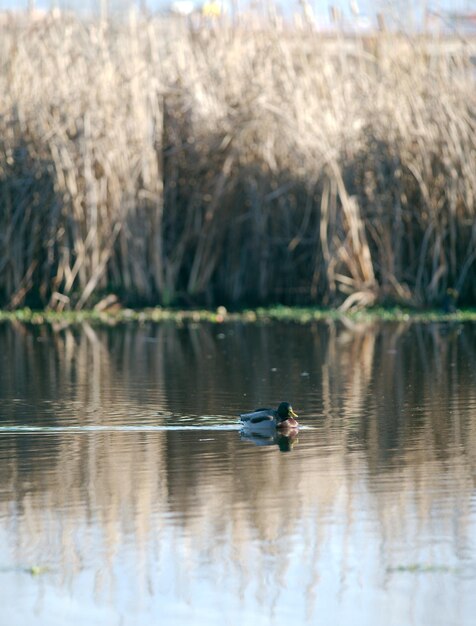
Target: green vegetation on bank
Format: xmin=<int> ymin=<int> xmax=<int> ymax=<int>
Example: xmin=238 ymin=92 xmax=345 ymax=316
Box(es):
xmin=1 ymin=305 xmax=476 ymax=326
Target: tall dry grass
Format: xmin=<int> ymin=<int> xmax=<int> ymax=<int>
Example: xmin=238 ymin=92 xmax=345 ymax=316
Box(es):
xmin=0 ymin=14 xmax=475 ymax=309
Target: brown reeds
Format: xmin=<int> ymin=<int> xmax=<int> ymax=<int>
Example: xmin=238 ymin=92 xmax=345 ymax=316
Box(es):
xmin=0 ymin=15 xmax=475 ymax=309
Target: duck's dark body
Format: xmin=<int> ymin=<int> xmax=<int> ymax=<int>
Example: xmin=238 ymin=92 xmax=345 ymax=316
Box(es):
xmin=239 ymin=402 xmax=299 ymax=431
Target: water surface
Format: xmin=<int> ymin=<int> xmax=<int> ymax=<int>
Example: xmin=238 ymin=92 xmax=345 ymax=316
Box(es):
xmin=0 ymin=320 xmax=475 ymax=625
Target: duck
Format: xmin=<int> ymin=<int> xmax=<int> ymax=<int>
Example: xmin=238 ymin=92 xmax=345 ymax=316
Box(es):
xmin=239 ymin=402 xmax=299 ymax=432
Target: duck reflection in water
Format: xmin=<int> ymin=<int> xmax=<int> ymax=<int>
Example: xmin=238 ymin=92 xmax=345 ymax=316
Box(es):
xmin=240 ymin=429 xmax=299 ymax=452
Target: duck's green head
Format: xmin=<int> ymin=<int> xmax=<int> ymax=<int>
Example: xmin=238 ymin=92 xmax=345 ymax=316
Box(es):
xmin=276 ymin=402 xmax=298 ymax=422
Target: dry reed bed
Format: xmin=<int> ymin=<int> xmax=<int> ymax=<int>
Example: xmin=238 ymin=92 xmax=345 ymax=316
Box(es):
xmin=0 ymin=15 xmax=475 ymax=309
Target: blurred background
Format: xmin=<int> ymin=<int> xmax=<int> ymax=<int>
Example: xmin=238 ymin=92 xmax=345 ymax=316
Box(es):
xmin=1 ymin=0 xmax=475 ymax=31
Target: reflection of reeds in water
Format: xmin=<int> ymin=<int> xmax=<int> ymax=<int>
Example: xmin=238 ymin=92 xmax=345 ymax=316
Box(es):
xmin=0 ymin=321 xmax=475 ymax=603
xmin=1 ymin=17 xmax=475 ymax=309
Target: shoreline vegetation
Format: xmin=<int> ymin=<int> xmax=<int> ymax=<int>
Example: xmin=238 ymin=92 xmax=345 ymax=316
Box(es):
xmin=1 ymin=14 xmax=475 ymax=311
xmin=1 ymin=305 xmax=476 ymax=326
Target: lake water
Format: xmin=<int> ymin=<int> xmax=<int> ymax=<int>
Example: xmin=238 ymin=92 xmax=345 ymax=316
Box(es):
xmin=0 ymin=319 xmax=475 ymax=625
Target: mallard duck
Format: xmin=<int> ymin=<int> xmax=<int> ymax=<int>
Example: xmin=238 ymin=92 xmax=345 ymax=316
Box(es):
xmin=239 ymin=402 xmax=299 ymax=432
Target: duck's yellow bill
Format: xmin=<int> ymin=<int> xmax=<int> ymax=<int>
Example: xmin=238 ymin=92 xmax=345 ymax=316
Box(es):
xmin=290 ymin=409 xmax=298 ymax=418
